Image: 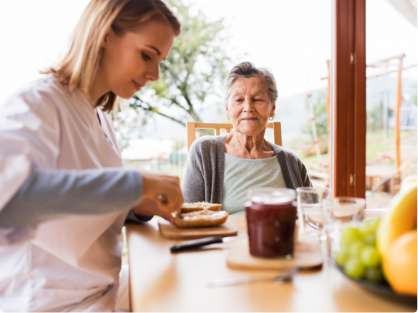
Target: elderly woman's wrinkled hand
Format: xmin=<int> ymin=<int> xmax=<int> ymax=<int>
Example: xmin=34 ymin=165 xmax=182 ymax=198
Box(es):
xmin=133 ymin=173 xmax=183 ymax=221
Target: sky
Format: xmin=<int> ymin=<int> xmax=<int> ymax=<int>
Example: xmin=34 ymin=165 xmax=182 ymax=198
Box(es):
xmin=0 ymin=0 xmax=416 ymax=103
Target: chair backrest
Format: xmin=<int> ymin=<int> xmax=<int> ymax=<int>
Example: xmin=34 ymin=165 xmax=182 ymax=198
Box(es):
xmin=186 ymin=121 xmax=282 ymax=149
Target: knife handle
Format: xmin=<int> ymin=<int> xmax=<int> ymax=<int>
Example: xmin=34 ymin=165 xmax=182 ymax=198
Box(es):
xmin=170 ymin=236 xmax=223 ymax=253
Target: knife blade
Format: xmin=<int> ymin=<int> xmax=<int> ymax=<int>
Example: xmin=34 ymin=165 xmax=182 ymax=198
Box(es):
xmin=170 ymin=236 xmax=223 ymax=253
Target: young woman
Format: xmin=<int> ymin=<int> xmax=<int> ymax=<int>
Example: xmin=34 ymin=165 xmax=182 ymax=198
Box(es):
xmin=0 ymin=0 xmax=182 ymax=311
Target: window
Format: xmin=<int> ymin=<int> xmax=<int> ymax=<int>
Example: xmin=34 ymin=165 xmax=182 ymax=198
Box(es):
xmin=365 ymin=0 xmax=417 ymax=205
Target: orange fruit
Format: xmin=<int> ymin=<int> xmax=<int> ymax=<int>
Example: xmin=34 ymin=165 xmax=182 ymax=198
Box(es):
xmin=382 ymin=231 xmax=417 ymax=295
xmin=377 ymin=185 xmax=417 ymax=258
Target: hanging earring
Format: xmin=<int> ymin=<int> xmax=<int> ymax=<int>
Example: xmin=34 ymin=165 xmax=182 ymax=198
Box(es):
xmin=269 ymin=116 xmax=273 ymax=121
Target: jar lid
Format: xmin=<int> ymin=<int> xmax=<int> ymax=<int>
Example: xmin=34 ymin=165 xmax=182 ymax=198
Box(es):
xmin=248 ymin=187 xmax=295 ymax=205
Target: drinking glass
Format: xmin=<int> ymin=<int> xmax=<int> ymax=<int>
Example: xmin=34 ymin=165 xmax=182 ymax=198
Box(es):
xmin=322 ymin=196 xmax=366 ymax=261
xmin=296 ymin=186 xmax=328 ymax=237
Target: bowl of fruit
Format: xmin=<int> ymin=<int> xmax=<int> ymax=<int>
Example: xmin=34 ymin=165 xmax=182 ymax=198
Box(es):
xmin=332 ymin=184 xmax=417 ymax=306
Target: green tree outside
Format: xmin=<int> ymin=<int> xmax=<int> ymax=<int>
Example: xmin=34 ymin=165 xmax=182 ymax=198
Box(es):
xmin=129 ymin=0 xmax=232 ymax=126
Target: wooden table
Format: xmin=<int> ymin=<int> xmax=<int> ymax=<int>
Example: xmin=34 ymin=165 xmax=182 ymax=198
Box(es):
xmin=126 ymin=213 xmax=415 ymax=312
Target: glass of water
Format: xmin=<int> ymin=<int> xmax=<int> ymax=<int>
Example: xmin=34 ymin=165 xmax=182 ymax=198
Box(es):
xmin=323 ymin=197 xmax=366 ymax=224
xmin=296 ymin=186 xmax=329 ymax=237
xmin=322 ymin=196 xmax=366 ymax=262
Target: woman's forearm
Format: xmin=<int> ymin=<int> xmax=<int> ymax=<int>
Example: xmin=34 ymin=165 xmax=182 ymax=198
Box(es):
xmin=0 ymin=167 xmax=143 ymax=228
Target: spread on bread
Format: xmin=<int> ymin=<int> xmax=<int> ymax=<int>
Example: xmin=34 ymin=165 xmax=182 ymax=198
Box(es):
xmin=172 ymin=202 xmax=228 ymax=228
xmin=180 ymin=202 xmax=222 ymax=213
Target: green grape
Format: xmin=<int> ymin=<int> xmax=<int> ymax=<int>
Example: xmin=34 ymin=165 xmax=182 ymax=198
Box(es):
xmin=359 ymin=218 xmax=380 ymax=245
xmin=369 ymin=218 xmax=380 ymax=231
xmin=348 ymin=241 xmax=365 ymax=259
xmin=365 ymin=267 xmax=384 ymax=283
xmin=336 ymin=248 xmax=350 ymax=266
xmin=362 ymin=218 xmax=380 ymax=231
xmin=341 ymin=226 xmax=362 ymax=246
xmin=344 ymin=258 xmax=365 ymax=279
xmin=363 ymin=233 xmax=376 ymax=246
xmin=361 ymin=246 xmax=381 ymax=267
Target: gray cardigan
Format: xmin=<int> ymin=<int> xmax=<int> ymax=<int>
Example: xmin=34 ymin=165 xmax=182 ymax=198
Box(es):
xmin=182 ymin=135 xmax=312 ymax=203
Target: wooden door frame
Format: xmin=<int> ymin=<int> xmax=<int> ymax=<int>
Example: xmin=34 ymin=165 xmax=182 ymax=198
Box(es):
xmin=332 ymin=0 xmax=366 ymax=197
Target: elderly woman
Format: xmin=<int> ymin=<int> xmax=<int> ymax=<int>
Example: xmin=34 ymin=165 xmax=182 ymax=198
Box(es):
xmin=182 ymin=62 xmax=311 ymax=213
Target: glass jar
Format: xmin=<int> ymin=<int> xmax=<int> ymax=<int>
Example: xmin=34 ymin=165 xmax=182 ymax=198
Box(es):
xmin=245 ymin=188 xmax=297 ymax=258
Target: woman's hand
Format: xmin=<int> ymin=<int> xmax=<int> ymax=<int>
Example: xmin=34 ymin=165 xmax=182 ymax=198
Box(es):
xmin=132 ymin=173 xmax=183 ymax=222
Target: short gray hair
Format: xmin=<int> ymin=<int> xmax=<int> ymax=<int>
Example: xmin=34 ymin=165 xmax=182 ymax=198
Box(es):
xmin=226 ymin=62 xmax=278 ymax=103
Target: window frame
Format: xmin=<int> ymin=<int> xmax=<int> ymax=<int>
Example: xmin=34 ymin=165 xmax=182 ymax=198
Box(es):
xmin=332 ymin=0 xmax=366 ymax=197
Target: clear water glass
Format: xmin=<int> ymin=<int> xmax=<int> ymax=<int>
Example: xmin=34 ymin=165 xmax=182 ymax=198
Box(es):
xmin=296 ymin=186 xmax=329 ymax=236
xmin=322 ymin=196 xmax=366 ymax=262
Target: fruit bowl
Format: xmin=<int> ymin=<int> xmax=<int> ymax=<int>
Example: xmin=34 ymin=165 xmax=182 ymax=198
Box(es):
xmin=331 ymin=216 xmax=417 ymax=307
xmin=336 ymin=264 xmax=417 ymax=306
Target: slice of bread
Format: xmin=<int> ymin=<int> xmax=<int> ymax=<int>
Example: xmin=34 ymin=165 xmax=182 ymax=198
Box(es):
xmin=172 ymin=210 xmax=229 ymax=228
xmin=180 ymin=202 xmax=223 ymax=213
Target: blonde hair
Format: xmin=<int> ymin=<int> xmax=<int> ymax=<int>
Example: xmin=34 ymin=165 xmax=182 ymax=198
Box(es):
xmin=47 ymin=0 xmax=180 ymax=112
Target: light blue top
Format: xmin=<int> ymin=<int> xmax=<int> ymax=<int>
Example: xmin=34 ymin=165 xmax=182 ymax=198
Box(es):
xmin=222 ymin=154 xmax=286 ymax=213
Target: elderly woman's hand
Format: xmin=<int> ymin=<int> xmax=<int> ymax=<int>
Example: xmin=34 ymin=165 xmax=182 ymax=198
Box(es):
xmin=132 ymin=173 xmax=183 ymax=222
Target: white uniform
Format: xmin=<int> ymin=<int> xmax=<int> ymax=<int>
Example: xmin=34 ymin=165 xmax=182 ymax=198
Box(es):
xmin=0 ymin=76 xmax=127 ymax=311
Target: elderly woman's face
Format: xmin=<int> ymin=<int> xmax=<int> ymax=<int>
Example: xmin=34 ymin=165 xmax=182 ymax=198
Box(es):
xmin=226 ymin=76 xmax=275 ymax=136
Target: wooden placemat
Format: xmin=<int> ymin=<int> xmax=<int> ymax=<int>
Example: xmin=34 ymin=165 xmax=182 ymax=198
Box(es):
xmin=226 ymin=236 xmax=322 ymax=270
xmin=158 ymin=222 xmax=238 ymax=240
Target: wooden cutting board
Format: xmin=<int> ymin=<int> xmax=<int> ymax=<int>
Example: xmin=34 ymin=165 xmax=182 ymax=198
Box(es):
xmin=158 ymin=221 xmax=238 ymax=240
xmin=226 ymin=236 xmax=322 ymax=270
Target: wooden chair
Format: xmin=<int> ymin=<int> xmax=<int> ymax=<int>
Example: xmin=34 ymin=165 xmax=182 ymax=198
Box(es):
xmin=186 ymin=121 xmax=282 ymax=149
